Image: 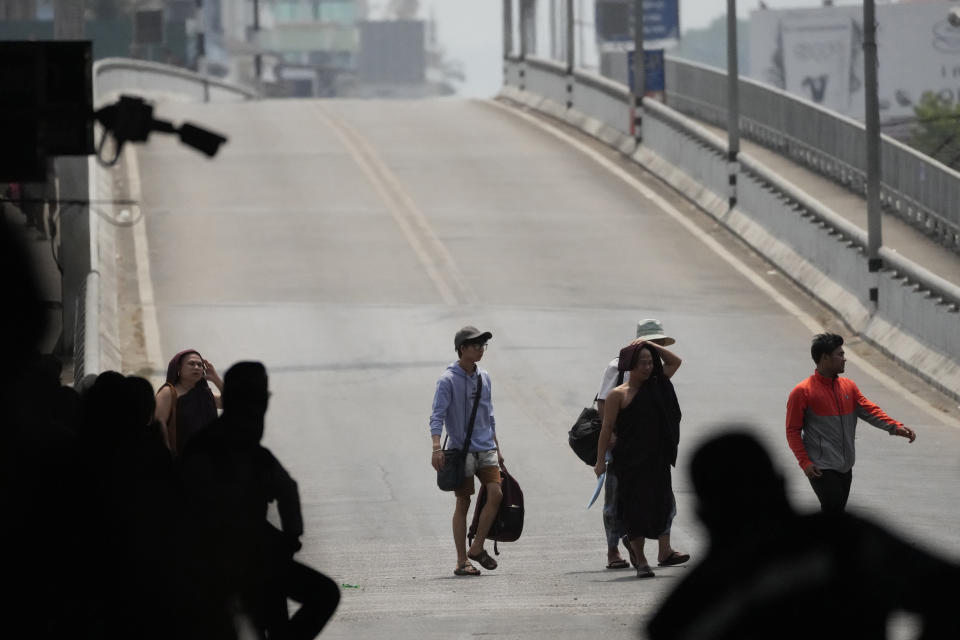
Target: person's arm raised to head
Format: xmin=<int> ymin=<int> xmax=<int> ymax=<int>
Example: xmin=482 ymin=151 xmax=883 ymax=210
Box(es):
xmin=646 ymin=342 xmax=682 ymax=379
xmin=204 ymin=360 xmax=224 ymax=409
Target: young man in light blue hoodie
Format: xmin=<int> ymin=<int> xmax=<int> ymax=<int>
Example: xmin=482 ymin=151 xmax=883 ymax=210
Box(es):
xmin=430 ymin=326 xmax=504 ymax=576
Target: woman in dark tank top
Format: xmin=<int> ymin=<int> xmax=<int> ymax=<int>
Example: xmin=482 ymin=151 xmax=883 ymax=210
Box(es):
xmin=594 ymin=340 xmax=689 ymax=578
xmin=154 ymin=349 xmax=223 ymax=456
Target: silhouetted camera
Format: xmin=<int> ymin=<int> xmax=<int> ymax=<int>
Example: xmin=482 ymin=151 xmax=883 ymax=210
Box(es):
xmin=94 ymin=95 xmax=227 ymax=165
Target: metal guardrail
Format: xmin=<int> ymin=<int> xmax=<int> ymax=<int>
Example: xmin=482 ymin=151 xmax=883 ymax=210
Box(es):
xmin=628 ymin=70 xmax=960 ymax=310
xmin=739 ymin=153 xmax=960 ymax=309
xmin=665 ymin=56 xmax=960 ymax=252
xmin=504 ymin=55 xmax=960 ymax=311
xmin=93 ymin=57 xmax=260 ymax=105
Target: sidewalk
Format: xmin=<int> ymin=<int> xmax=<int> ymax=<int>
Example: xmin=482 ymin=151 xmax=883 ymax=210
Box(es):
xmin=699 ymin=122 xmax=960 ymax=287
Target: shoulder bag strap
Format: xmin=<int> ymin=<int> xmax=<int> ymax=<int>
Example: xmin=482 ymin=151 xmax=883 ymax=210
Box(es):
xmin=459 ymin=373 xmax=483 ymax=458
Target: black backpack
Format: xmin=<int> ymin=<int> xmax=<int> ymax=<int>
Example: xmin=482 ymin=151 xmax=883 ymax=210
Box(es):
xmin=468 ymin=463 xmax=524 ymax=555
xmin=568 ymin=370 xmax=623 ymax=465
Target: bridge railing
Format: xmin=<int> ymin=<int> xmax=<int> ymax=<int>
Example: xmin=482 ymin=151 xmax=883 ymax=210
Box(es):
xmin=502 ymin=55 xmax=960 ymax=399
xmin=93 ymin=57 xmax=259 ymax=106
xmin=666 ymin=57 xmax=960 ymax=252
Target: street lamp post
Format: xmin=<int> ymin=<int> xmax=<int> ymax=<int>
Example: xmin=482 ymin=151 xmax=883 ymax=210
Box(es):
xmin=194 ymin=0 xmax=206 ymax=75
xmin=632 ymin=0 xmax=644 ymax=141
xmin=253 ymin=0 xmax=261 ymax=80
xmin=566 ymin=0 xmax=574 ymax=108
xmin=863 ymin=0 xmax=883 ymax=304
xmin=503 ymin=0 xmax=513 ymax=61
xmin=726 ymin=0 xmax=740 ymax=209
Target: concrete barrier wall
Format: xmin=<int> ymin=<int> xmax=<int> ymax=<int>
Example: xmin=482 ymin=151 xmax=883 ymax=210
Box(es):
xmin=501 ymin=57 xmax=960 ymax=400
xmin=525 ymin=58 xmax=568 ymax=106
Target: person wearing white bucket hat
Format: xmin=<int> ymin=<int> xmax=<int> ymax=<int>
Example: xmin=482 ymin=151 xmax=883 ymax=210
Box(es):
xmin=594 ymin=319 xmax=677 ymax=570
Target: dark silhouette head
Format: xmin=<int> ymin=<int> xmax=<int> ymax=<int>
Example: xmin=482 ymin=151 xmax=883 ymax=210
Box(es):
xmin=618 ymin=342 xmax=665 ymax=390
xmin=690 ymin=430 xmax=792 ymax=545
xmin=80 ymin=370 xmax=127 ymax=443
xmin=121 ymin=375 xmax=157 ymax=428
xmin=222 ymin=361 xmax=269 ymax=419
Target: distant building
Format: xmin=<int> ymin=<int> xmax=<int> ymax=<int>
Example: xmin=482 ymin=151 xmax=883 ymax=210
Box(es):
xmin=750 ymin=1 xmax=960 ymax=123
xmin=0 ymin=0 xmax=36 ymax=20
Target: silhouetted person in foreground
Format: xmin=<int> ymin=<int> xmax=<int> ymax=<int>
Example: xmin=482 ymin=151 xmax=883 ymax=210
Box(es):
xmin=178 ymin=361 xmax=340 ymax=639
xmin=0 ymin=217 xmax=87 ymax=637
xmin=647 ymin=430 xmax=959 ymax=640
xmin=100 ymin=375 xmax=179 ymax=639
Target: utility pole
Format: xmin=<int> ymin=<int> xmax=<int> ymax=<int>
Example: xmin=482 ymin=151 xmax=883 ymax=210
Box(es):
xmin=53 ymin=0 xmax=89 ymax=361
xmin=863 ymin=0 xmax=883 ymax=304
xmin=253 ymin=0 xmax=261 ymax=80
xmin=195 ymin=0 xmax=206 ymax=74
xmin=549 ymin=0 xmax=557 ymax=59
xmin=632 ymin=0 xmax=644 ymax=141
xmin=566 ymin=0 xmax=574 ymax=108
xmin=503 ymin=0 xmax=513 ymax=59
xmin=726 ymin=0 xmax=740 ymax=209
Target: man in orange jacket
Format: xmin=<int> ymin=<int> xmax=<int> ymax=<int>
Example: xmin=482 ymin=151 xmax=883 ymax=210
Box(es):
xmin=786 ymin=333 xmax=916 ymax=512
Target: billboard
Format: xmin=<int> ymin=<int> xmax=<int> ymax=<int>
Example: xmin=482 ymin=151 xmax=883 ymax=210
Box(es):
xmin=628 ymin=49 xmax=666 ymax=94
xmin=358 ymin=21 xmax=426 ymax=85
xmin=596 ymin=0 xmax=680 ymax=43
xmin=750 ymin=2 xmax=960 ymax=121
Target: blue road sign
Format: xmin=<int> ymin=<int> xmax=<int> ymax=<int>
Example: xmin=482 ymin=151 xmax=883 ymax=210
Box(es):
xmin=628 ymin=49 xmax=665 ymax=94
xmin=596 ymin=0 xmax=680 ymax=42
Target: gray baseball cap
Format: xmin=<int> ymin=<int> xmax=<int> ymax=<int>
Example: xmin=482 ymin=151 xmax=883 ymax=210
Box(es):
xmin=454 ymin=326 xmax=492 ymax=351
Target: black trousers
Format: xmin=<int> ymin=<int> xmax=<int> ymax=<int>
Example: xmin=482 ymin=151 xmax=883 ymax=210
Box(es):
xmin=260 ymin=560 xmax=341 ymax=640
xmin=809 ymin=469 xmax=853 ymax=513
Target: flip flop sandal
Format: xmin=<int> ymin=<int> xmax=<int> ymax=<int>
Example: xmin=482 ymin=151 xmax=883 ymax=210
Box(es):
xmin=454 ymin=562 xmax=481 ymax=576
xmin=636 ymin=565 xmax=656 ymax=579
xmin=606 ymin=559 xmax=630 ymax=569
xmin=658 ymin=551 xmax=691 ymax=567
xmin=468 ymin=549 xmax=498 ymax=570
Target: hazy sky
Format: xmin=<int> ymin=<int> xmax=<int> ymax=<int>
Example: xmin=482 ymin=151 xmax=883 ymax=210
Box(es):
xmin=414 ymin=0 xmax=873 ymax=97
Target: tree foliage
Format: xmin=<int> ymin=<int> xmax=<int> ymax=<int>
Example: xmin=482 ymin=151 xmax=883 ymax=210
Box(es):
xmin=910 ymin=91 xmax=960 ymax=168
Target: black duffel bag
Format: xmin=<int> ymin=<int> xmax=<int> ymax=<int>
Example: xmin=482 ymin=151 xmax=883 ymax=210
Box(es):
xmin=568 ymin=370 xmax=623 ymax=466
xmin=568 ymin=406 xmax=601 ymax=466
